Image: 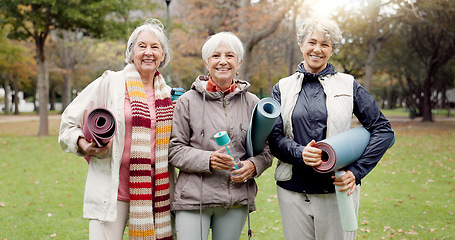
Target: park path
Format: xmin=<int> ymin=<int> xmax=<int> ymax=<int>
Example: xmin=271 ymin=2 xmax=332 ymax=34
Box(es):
xmin=0 ymin=114 xmax=61 ymax=124
xmin=1 ymin=113 xmax=454 ymax=125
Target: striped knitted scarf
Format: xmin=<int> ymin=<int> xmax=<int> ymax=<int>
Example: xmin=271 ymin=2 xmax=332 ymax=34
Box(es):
xmin=125 ymin=63 xmax=173 ymax=240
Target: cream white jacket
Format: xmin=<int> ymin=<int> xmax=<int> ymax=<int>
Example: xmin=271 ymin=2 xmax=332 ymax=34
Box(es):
xmin=59 ymin=70 xmax=127 ymax=222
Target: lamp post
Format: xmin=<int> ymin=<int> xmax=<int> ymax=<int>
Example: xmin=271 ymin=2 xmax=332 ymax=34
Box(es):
xmin=165 ymin=0 xmax=172 ymax=86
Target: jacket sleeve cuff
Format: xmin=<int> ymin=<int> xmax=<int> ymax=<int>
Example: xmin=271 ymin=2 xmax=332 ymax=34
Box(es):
xmin=73 ymin=133 xmax=87 ymax=157
xmin=248 ymin=153 xmax=273 ymax=178
xmin=203 ymin=151 xmax=214 ymax=173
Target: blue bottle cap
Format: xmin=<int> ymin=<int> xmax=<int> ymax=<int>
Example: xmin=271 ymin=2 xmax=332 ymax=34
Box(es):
xmin=214 ymin=131 xmax=230 ymax=146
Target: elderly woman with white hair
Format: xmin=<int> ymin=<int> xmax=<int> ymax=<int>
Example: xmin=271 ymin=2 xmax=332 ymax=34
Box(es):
xmin=169 ymin=31 xmax=273 ymax=240
xmin=59 ymin=18 xmax=174 ymax=240
xmin=268 ymin=17 xmax=395 ymax=240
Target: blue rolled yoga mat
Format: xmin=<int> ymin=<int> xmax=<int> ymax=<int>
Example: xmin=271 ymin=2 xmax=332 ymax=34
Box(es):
xmin=246 ymin=98 xmax=281 ymax=157
xmin=313 ymin=126 xmax=395 ymax=173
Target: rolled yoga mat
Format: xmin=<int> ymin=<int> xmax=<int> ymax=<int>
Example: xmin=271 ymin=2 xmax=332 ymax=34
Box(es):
xmin=82 ymin=108 xmax=116 ymax=163
xmin=246 ymin=97 xmax=281 ymax=157
xmin=313 ymin=126 xmax=395 ymax=173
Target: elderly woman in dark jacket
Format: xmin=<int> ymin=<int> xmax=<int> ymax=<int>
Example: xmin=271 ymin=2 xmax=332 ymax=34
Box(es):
xmin=268 ymin=17 xmax=395 ymax=240
xmin=169 ymin=31 xmax=273 ymax=240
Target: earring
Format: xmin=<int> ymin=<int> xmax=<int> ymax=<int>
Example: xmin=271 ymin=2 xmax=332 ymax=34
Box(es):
xmin=207 ymin=72 xmax=210 ymax=76
xmin=236 ymin=72 xmax=239 ymax=75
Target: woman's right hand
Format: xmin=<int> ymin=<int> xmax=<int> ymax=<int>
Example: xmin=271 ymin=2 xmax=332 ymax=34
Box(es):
xmin=78 ymin=137 xmax=113 ymax=158
xmin=209 ymin=147 xmax=235 ymax=171
xmin=302 ymin=140 xmax=323 ymax=167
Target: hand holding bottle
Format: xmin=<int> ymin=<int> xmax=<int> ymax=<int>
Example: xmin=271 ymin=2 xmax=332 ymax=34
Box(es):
xmin=213 ymin=131 xmax=243 ymax=173
xmin=209 ymin=146 xmax=237 ymax=171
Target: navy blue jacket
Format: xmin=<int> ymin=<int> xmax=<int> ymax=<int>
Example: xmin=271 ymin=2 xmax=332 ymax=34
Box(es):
xmin=268 ymin=63 xmax=395 ymax=194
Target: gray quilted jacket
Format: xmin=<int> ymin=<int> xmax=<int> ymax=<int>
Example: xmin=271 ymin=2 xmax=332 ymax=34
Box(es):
xmin=169 ymin=76 xmax=273 ymax=211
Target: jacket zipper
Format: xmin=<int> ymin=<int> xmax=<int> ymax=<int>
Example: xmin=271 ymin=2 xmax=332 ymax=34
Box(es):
xmin=223 ymin=97 xmax=233 ymax=207
xmin=223 ymin=97 xmax=230 ymax=136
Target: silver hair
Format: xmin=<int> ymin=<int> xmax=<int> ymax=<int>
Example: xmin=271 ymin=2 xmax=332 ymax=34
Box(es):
xmin=125 ymin=18 xmax=171 ymax=67
xmin=296 ymin=17 xmax=343 ymax=54
xmin=201 ymin=32 xmax=244 ymax=64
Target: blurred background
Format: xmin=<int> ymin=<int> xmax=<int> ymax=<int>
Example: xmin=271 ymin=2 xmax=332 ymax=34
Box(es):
xmin=1 ymin=0 xmax=454 ymax=136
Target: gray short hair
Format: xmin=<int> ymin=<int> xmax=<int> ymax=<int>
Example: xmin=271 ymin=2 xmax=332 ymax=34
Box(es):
xmin=125 ymin=18 xmax=171 ymax=68
xmin=201 ymin=32 xmax=244 ymax=64
xmin=296 ymin=17 xmax=343 ymax=54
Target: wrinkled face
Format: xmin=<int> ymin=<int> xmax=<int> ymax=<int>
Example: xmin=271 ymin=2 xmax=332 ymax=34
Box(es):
xmin=205 ymin=44 xmax=242 ymax=88
xmin=132 ymin=31 xmax=164 ymax=76
xmin=300 ymin=31 xmax=333 ymax=74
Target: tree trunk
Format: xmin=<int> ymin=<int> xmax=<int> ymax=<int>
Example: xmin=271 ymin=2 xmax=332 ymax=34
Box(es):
xmin=36 ymin=40 xmax=49 ymax=136
xmin=239 ymin=44 xmax=253 ymax=81
xmin=61 ymin=72 xmax=72 ymax=112
xmin=288 ymin=9 xmax=298 ymax=76
xmin=12 ymin=73 xmax=19 ymax=114
xmin=50 ymin=84 xmax=56 ymax=111
xmin=364 ymin=40 xmax=383 ymax=92
xmin=421 ymin=73 xmax=433 ymax=122
xmin=3 ymin=76 xmax=10 ymax=115
xmin=238 ymin=1 xmax=292 ymax=81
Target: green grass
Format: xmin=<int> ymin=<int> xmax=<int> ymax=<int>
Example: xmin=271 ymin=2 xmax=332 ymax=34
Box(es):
xmin=1 ymin=118 xmax=454 ymax=239
xmin=0 ymin=136 xmax=89 ymax=239
xmin=351 ymin=127 xmax=455 ymax=239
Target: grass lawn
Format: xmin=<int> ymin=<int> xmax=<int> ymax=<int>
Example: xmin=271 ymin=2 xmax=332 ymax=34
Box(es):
xmin=0 ymin=114 xmax=454 ymax=239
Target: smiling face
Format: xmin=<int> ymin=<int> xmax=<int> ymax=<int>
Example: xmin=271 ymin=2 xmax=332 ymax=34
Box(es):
xmin=205 ymin=44 xmax=242 ymax=90
xmin=300 ymin=31 xmax=333 ymax=74
xmin=132 ymin=31 xmax=164 ymax=78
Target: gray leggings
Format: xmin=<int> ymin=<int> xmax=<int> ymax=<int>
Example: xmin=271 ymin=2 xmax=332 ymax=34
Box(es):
xmin=175 ymin=207 xmax=248 ymax=240
xmin=277 ymin=185 xmax=360 ymax=240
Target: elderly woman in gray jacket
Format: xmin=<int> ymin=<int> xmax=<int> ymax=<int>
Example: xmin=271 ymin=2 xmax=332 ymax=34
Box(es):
xmin=169 ymin=31 xmax=273 ymax=240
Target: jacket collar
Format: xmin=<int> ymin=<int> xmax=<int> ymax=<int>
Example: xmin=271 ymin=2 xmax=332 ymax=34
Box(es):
xmin=296 ymin=62 xmax=337 ymax=79
xmin=191 ymin=75 xmax=250 ymax=100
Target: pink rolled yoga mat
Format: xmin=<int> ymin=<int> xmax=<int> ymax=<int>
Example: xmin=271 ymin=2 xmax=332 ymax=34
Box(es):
xmin=82 ymin=108 xmax=116 ymax=163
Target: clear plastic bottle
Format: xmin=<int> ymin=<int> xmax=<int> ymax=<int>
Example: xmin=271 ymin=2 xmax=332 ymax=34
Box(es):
xmin=335 ymin=170 xmax=358 ymax=232
xmin=214 ymin=131 xmax=243 ymax=175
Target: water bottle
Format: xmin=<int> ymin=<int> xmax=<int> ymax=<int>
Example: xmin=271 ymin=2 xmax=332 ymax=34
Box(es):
xmin=335 ymin=170 xmax=358 ymax=232
xmin=171 ymin=87 xmax=185 ymax=101
xmin=214 ymin=131 xmax=243 ymax=175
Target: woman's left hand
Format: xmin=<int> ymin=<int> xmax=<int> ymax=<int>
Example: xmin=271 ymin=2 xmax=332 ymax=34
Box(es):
xmin=231 ymin=160 xmax=256 ymax=183
xmin=332 ymin=170 xmax=356 ymax=195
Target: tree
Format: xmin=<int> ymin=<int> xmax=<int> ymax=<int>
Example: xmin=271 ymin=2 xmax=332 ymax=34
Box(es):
xmin=0 ymin=0 xmax=126 ymax=136
xmin=377 ymin=0 xmax=455 ymax=120
xmin=410 ymin=0 xmax=455 ymax=121
xmin=335 ymin=0 xmax=402 ymax=92
xmin=236 ymin=0 xmax=297 ymax=81
xmin=398 ymin=0 xmax=455 ymax=121
xmin=48 ymin=30 xmax=89 ymax=112
xmin=171 ymin=0 xmax=298 ymax=89
xmin=0 ymin=28 xmax=34 ymax=115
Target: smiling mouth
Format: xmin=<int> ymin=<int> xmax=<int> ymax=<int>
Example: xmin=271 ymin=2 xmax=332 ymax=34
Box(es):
xmin=143 ymin=59 xmax=155 ymax=63
xmin=216 ymin=68 xmax=230 ymax=72
xmin=310 ymin=54 xmax=324 ymax=60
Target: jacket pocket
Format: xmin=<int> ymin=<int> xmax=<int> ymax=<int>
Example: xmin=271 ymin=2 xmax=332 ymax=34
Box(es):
xmin=177 ymin=173 xmax=202 ymax=202
xmin=334 ymin=94 xmax=352 ymax=98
